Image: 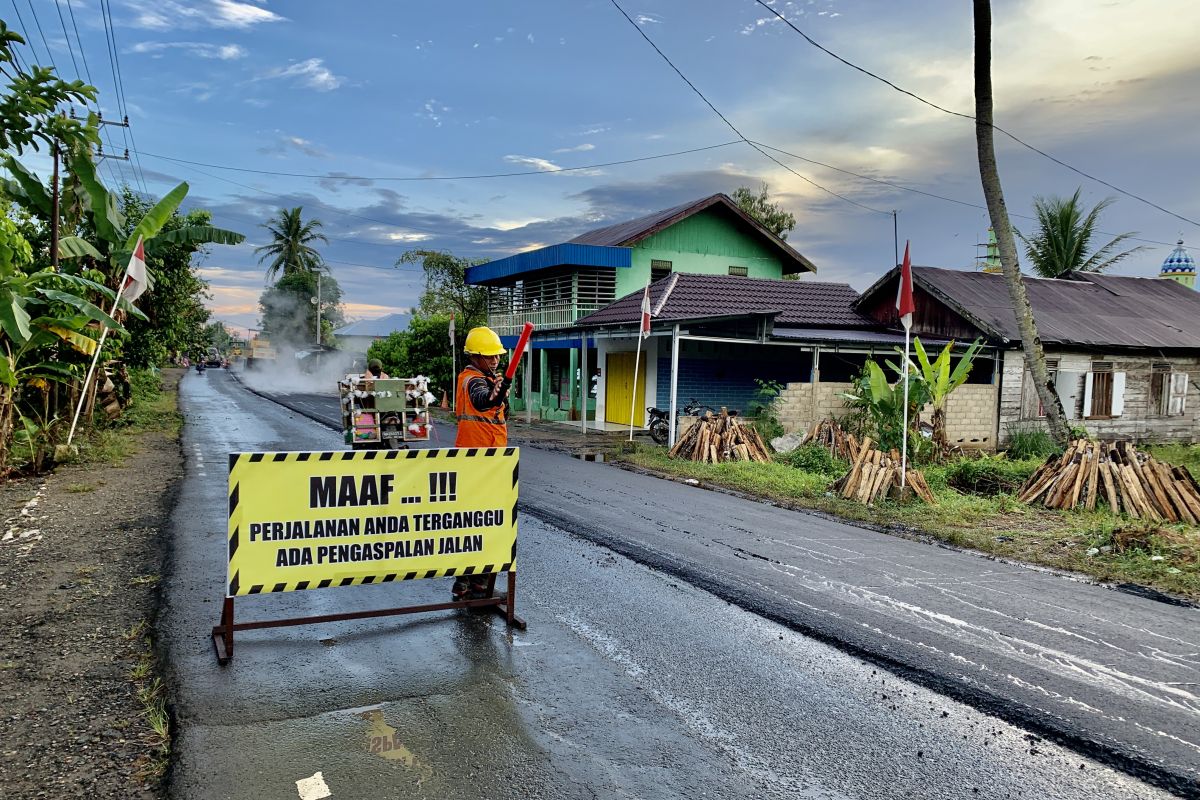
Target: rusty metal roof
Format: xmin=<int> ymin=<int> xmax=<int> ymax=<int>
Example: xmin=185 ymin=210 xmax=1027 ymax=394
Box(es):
xmin=568 ymin=193 xmax=816 ymax=275
xmin=859 ymin=266 xmax=1200 ymax=350
xmin=576 ymin=273 xmax=877 ymax=329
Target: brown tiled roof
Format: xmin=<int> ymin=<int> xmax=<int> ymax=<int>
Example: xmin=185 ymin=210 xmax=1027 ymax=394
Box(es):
xmin=858 ymin=266 xmax=1200 ymax=350
xmin=568 ymin=193 xmax=816 ymax=275
xmin=576 ymin=273 xmax=877 ymax=328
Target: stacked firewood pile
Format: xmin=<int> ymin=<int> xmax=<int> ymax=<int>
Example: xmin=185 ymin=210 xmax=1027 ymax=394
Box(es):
xmin=669 ymin=408 xmax=772 ymax=463
xmin=803 ymin=418 xmax=859 ymax=461
xmin=1018 ymin=439 xmax=1200 ymax=523
xmin=831 ymin=437 xmax=937 ymax=505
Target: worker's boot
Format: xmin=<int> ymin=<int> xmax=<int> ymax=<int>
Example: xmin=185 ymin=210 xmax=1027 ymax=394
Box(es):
xmin=451 ymin=577 xmax=470 ymax=602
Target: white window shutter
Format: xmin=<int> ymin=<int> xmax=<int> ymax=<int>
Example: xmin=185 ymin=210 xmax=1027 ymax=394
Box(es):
xmin=1083 ymin=372 xmax=1094 ymax=418
xmin=1111 ymin=372 xmax=1126 ymax=417
xmin=1169 ymin=372 xmax=1188 ymax=416
xmin=1055 ymin=371 xmax=1081 ymax=419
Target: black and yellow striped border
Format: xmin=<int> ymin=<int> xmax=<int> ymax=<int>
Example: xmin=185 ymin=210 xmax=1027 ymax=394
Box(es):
xmin=226 ymin=447 xmax=519 ymax=597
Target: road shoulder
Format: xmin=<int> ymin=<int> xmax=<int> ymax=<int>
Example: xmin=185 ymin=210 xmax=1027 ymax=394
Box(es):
xmin=0 ymin=370 xmax=184 ymax=799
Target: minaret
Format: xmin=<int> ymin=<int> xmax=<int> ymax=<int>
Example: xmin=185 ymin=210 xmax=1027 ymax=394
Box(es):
xmin=1159 ymin=239 xmax=1196 ymax=289
xmin=977 ymin=227 xmax=1002 ymax=273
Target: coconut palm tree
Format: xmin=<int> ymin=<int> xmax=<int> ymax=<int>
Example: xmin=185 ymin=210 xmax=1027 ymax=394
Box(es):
xmin=1017 ymin=189 xmax=1145 ymax=278
xmin=256 ymin=207 xmax=328 ymax=281
xmin=973 ymin=0 xmax=1068 ymax=445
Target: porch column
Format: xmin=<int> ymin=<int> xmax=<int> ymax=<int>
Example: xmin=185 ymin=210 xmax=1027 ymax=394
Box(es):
xmin=580 ymin=335 xmax=588 ymax=435
xmin=568 ymin=347 xmax=579 ymax=421
xmin=524 ymin=346 xmax=532 ymax=424
xmin=668 ymin=324 xmax=680 ymax=446
xmin=539 ymin=348 xmax=550 ymax=417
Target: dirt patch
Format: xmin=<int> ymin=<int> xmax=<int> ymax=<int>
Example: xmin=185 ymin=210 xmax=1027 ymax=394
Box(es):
xmin=0 ymin=370 xmax=183 ymax=799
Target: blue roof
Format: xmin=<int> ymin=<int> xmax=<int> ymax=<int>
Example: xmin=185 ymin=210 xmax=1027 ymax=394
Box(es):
xmin=1161 ymin=239 xmax=1196 ymax=275
xmin=465 ymin=242 xmax=632 ymax=285
xmin=334 ymin=312 xmax=412 ymax=337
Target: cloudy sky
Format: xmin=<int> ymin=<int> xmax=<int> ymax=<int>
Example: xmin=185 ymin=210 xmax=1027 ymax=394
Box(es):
xmin=8 ymin=0 xmax=1200 ymax=334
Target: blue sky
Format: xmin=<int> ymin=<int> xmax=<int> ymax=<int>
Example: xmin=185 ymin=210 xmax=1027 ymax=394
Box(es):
xmin=8 ymin=0 xmax=1200 ymax=334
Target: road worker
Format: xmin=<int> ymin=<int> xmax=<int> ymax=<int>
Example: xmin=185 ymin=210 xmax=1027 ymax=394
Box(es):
xmin=452 ymin=325 xmax=511 ymax=600
xmin=367 ymin=358 xmax=389 ymax=379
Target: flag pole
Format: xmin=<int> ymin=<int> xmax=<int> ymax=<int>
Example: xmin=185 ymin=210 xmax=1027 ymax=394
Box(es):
xmin=628 ymin=334 xmax=642 ymax=442
xmin=900 ymin=324 xmax=910 ymax=491
xmin=67 ymin=261 xmax=133 ymax=447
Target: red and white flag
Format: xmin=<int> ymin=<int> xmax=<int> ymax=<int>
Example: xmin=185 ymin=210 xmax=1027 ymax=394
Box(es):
xmin=895 ymin=241 xmax=915 ymax=330
xmin=640 ymin=282 xmax=652 ymax=339
xmin=121 ymin=236 xmax=149 ymax=303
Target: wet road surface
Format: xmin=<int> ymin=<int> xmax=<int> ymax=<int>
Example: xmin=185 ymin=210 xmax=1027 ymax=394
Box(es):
xmin=162 ymin=371 xmax=1188 ymax=799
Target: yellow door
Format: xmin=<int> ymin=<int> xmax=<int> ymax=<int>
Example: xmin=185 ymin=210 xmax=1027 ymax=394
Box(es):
xmin=605 ymin=351 xmax=646 ymax=426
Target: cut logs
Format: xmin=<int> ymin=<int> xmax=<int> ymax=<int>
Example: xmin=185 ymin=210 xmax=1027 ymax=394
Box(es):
xmin=1017 ymin=439 xmax=1200 ymax=523
xmin=668 ymin=408 xmax=772 ymax=463
xmin=830 ymin=438 xmax=937 ymax=505
xmin=803 ymin=418 xmax=861 ymax=462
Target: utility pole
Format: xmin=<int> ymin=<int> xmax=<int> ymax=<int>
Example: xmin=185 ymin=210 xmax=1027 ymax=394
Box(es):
xmin=315 ymin=272 xmax=322 ymax=346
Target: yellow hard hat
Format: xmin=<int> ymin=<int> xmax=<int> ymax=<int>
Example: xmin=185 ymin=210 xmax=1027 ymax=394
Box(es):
xmin=463 ymin=326 xmax=505 ymax=356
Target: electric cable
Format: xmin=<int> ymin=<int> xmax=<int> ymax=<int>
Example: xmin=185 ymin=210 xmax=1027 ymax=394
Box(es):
xmin=751 ymin=0 xmax=1199 ymax=228
xmin=609 ymin=0 xmax=888 ymax=215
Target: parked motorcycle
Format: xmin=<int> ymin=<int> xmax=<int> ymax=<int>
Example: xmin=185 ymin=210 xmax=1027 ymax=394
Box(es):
xmin=647 ymin=399 xmax=716 ymax=445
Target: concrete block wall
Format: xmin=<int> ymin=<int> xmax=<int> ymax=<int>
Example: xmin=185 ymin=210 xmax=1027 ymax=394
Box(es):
xmin=940 ymin=384 xmax=997 ymax=448
xmin=774 ymin=381 xmax=855 ymax=434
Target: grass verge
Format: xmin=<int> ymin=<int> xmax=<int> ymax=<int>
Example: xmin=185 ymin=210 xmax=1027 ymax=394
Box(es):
xmin=621 ymin=445 xmax=1199 ymax=600
xmin=74 ymin=368 xmax=182 ymax=465
xmin=123 ymin=618 xmax=170 ymax=781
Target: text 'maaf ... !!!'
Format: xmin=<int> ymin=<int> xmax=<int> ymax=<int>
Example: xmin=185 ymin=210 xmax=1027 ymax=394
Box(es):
xmin=226 ymin=448 xmax=519 ymax=595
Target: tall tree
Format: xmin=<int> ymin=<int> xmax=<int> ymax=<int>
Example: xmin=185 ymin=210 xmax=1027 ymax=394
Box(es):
xmin=258 ymin=269 xmax=344 ymax=348
xmin=255 ymin=207 xmax=328 ymax=281
xmin=397 ymin=249 xmax=488 ymax=330
xmin=973 ymin=0 xmax=1069 ymax=445
xmin=1017 ymin=189 xmax=1144 ymax=278
xmin=731 ymin=183 xmax=796 ymax=240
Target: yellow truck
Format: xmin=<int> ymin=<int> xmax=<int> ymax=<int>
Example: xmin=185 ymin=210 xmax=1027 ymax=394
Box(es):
xmin=245 ymin=337 xmax=277 ymax=370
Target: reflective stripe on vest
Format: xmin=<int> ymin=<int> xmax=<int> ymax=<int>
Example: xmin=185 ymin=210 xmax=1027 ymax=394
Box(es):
xmin=454 ymin=367 xmax=507 ymax=447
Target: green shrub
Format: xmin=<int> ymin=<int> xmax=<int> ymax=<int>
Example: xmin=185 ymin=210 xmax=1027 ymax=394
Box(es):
xmin=943 ymin=455 xmax=1041 ymax=496
xmin=780 ymin=444 xmax=842 ymax=475
xmin=1004 ymin=424 xmax=1061 ymax=460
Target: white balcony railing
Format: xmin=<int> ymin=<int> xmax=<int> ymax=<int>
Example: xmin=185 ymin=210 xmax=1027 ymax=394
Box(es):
xmin=487 ymin=303 xmax=604 ymax=336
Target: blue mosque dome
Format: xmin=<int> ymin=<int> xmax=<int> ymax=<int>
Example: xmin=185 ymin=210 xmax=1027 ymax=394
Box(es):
xmin=1161 ymin=239 xmax=1195 ymax=275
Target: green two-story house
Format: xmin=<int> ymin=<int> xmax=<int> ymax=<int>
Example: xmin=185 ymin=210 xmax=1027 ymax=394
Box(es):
xmin=464 ymin=193 xmax=816 ymax=424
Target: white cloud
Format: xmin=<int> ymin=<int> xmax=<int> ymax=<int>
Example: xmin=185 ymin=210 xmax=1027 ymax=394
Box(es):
xmin=415 ymin=99 xmax=450 ymax=127
xmin=129 ymin=41 xmax=247 ymax=59
xmin=126 ymin=0 xmax=285 ymax=30
xmin=553 ymin=143 xmax=596 ymax=154
xmin=503 ymin=155 xmax=602 ymax=177
xmin=634 ymin=14 xmax=662 ymax=25
xmin=384 ymin=231 xmax=433 ymax=243
xmin=260 ymin=58 xmax=344 ymax=92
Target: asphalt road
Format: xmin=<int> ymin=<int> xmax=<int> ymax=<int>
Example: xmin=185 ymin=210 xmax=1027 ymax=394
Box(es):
xmin=161 ymin=370 xmax=1188 ymax=799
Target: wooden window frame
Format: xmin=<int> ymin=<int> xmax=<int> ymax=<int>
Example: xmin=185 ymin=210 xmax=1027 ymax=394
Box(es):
xmin=727 ymin=265 xmax=749 ymax=277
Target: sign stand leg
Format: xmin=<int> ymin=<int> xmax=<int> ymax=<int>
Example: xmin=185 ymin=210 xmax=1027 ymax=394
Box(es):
xmin=212 ymin=597 xmax=234 ymax=666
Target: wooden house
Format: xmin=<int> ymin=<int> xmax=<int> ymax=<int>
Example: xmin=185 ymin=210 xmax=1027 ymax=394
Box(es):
xmin=856 ymin=266 xmax=1200 ymax=445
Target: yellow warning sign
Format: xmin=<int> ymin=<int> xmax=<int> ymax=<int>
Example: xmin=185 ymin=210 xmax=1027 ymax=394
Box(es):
xmin=226 ymin=447 xmax=518 ymax=596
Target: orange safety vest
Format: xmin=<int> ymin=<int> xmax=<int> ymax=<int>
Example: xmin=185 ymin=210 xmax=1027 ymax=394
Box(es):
xmin=455 ymin=366 xmax=507 ymax=447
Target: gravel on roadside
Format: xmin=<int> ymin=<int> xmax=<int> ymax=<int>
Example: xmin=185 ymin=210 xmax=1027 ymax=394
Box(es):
xmin=0 ymin=370 xmax=183 ymax=800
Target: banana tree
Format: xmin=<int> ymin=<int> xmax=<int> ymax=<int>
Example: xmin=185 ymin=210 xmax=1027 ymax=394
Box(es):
xmin=0 ymin=223 xmax=128 ymax=472
xmin=841 ymin=360 xmax=930 ymax=458
xmin=911 ymin=337 xmax=984 ymax=458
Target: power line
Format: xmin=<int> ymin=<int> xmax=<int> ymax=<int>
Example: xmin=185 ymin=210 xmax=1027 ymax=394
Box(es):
xmin=131 ymin=139 xmax=743 ymax=182
xmin=97 ymin=0 xmax=148 ymax=194
xmin=608 ymin=0 xmax=887 ymax=215
xmin=751 ymin=0 xmax=1199 ymax=228
xmin=754 ymin=141 xmax=1178 ymax=248
xmin=51 ymin=0 xmax=125 ymax=189
xmin=6 ymin=0 xmax=38 ymax=67
xmin=22 ymin=0 xmax=54 ymax=68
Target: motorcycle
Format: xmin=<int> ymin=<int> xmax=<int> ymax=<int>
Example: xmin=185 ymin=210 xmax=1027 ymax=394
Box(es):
xmin=647 ymin=399 xmax=715 ymax=445
xmin=195 ymin=361 xmax=206 ymax=374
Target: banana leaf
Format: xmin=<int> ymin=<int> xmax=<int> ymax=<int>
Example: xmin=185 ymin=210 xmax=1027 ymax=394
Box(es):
xmin=69 ymin=148 xmax=125 ymax=246
xmin=56 ymin=236 xmax=104 ymax=260
xmin=0 ymin=297 xmax=33 ymax=344
xmin=150 ymin=224 xmax=246 ymax=249
xmin=34 ymin=288 xmax=122 ymax=327
xmin=2 ymin=157 xmax=53 ymax=218
xmin=125 ymin=182 xmax=189 ymax=249
xmin=47 ymin=324 xmax=99 ymax=355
